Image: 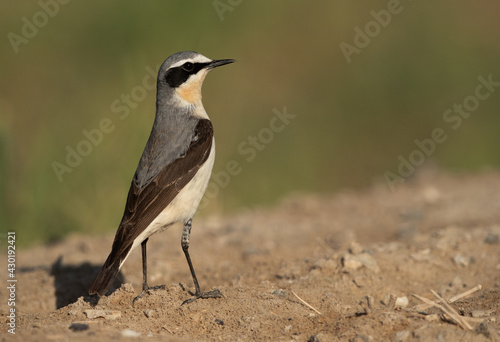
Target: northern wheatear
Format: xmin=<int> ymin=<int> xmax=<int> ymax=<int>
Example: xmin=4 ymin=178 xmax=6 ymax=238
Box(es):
xmin=89 ymin=51 xmax=235 ymax=305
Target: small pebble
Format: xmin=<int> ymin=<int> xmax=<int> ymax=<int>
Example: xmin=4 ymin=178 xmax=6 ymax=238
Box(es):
xmin=395 ymin=296 xmax=409 ymax=308
xmin=472 ymin=310 xmax=485 ymax=318
xmin=308 ymin=335 xmax=320 ymax=342
xmin=69 ymin=323 xmax=89 ymax=332
xmin=484 ymin=233 xmax=499 ymax=245
xmin=84 ymin=310 xmax=121 ymax=320
xmin=452 ymin=254 xmax=469 ymax=267
xmin=425 ymin=314 xmax=439 ymax=322
xmin=381 ymin=294 xmax=394 ymax=307
xmin=365 ymin=295 xmax=374 ymax=309
xmin=471 ymin=309 xmax=494 ymax=318
xmin=343 ymin=254 xmax=363 ymax=270
xmin=272 ymin=289 xmax=287 ymax=298
xmin=144 ymin=309 xmax=153 ymax=318
xmin=475 ymin=321 xmax=492 ymax=338
xmin=349 ymin=241 xmax=363 ymax=254
xmin=121 ymin=329 xmax=141 ymax=337
xmin=343 ymin=253 xmax=379 ymax=272
xmin=411 ymin=249 xmax=430 ymax=262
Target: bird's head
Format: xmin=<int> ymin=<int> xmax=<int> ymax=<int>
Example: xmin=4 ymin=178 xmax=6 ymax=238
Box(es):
xmin=156 ymin=51 xmax=235 ymax=112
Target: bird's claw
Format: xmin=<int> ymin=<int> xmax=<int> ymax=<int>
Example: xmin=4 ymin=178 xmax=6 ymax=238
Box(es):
xmin=132 ymin=284 xmax=166 ymax=306
xmin=181 ymin=289 xmax=224 ymax=305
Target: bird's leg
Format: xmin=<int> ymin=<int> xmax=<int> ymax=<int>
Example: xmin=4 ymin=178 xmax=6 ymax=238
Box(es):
xmin=132 ymin=238 xmax=165 ymax=306
xmin=181 ymin=218 xmax=223 ymax=305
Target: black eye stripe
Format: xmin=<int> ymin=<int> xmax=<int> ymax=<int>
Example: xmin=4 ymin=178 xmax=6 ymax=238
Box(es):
xmin=188 ymin=62 xmax=210 ymax=74
xmin=164 ymin=62 xmax=211 ymax=88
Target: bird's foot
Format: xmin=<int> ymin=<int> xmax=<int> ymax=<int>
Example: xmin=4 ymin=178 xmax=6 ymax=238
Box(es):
xmin=132 ymin=284 xmax=166 ymax=306
xmin=181 ymin=288 xmax=224 ymax=305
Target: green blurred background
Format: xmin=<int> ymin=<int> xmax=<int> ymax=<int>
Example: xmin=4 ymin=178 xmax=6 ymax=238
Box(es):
xmin=1 ymin=1 xmax=500 ymax=246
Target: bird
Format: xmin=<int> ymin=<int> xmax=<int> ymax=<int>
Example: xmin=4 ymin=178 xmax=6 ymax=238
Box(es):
xmin=89 ymin=51 xmax=235 ymax=305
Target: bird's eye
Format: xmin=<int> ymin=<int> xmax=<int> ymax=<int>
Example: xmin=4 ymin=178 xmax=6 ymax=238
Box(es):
xmin=182 ymin=62 xmax=194 ymax=72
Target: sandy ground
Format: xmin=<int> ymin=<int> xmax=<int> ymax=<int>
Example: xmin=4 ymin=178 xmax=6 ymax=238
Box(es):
xmin=1 ymin=168 xmax=500 ymax=341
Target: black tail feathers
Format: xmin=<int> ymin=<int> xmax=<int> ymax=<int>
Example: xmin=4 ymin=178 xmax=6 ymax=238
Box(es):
xmin=89 ymin=254 xmax=123 ymax=296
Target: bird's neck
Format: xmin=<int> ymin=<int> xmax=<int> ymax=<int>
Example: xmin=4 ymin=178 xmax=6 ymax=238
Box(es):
xmin=155 ymin=98 xmax=210 ymax=122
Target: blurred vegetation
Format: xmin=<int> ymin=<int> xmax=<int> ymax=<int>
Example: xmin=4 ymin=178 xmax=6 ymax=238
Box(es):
xmin=1 ymin=1 xmax=499 ymax=246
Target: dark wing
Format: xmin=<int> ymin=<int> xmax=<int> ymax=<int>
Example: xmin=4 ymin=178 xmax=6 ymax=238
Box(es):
xmin=89 ymin=119 xmax=213 ymax=295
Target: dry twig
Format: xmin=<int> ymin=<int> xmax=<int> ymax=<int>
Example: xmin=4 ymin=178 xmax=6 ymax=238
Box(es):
xmin=412 ymin=292 xmax=472 ymax=330
xmin=415 ymin=284 xmax=482 ymax=311
xmin=430 ymin=290 xmax=472 ymax=330
xmin=448 ymin=284 xmax=482 ymax=303
xmin=412 ymin=294 xmax=463 ymax=329
xmin=291 ymin=290 xmax=322 ymax=315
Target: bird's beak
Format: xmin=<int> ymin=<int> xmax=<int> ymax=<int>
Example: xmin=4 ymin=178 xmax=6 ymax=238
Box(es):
xmin=207 ymin=59 xmax=236 ymax=70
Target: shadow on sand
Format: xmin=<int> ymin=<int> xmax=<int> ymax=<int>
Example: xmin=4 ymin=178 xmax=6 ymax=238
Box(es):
xmin=20 ymin=256 xmax=125 ymax=309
